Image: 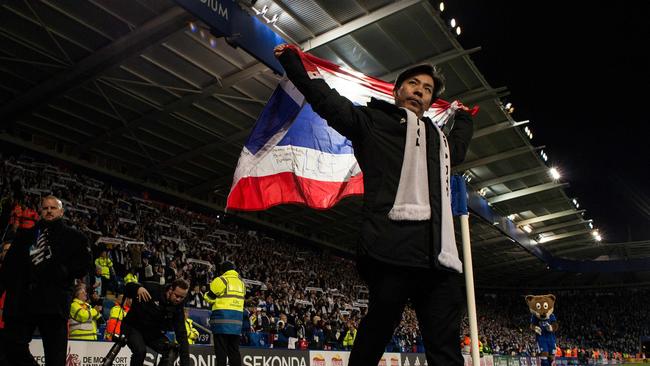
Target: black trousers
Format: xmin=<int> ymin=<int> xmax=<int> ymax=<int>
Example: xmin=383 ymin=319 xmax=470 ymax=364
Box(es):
xmin=213 ymin=333 xmax=241 ymax=366
xmin=124 ymin=325 xmax=174 ymax=366
xmin=4 ymin=313 xmax=68 ymax=366
xmin=348 ymin=257 xmax=465 ymax=366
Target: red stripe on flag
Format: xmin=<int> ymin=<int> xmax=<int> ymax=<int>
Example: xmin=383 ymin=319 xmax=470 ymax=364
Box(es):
xmin=284 ymin=45 xmax=479 ymax=115
xmin=227 ymin=172 xmax=364 ymax=211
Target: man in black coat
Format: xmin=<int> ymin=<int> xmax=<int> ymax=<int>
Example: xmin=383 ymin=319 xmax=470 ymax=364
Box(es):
xmin=275 ymin=45 xmax=474 ymax=365
xmin=122 ymin=279 xmax=190 ymax=366
xmin=0 ymin=195 xmax=91 ymax=366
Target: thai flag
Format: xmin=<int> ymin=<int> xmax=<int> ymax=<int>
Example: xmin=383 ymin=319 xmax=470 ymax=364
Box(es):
xmin=227 ymin=47 xmax=476 ymax=212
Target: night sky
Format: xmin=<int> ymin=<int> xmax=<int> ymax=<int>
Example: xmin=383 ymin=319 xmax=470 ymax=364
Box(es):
xmin=443 ymin=1 xmax=650 ymax=242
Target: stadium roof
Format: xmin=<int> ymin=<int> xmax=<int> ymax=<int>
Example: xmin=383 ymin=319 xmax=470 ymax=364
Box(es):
xmin=1 ymin=0 xmax=648 ymax=288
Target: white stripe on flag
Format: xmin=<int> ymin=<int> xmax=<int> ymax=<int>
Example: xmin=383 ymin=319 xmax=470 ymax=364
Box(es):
xmin=239 ymin=145 xmax=360 ymax=181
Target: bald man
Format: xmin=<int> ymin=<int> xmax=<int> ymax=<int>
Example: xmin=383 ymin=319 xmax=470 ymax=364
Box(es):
xmin=1 ymin=195 xmax=91 ymax=366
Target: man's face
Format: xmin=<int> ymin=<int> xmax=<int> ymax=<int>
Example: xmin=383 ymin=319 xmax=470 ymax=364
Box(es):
xmin=167 ymin=286 xmax=188 ymax=305
xmin=41 ymin=198 xmax=64 ymax=221
xmin=77 ymin=288 xmax=88 ymax=301
xmin=393 ymin=73 xmax=435 ymax=119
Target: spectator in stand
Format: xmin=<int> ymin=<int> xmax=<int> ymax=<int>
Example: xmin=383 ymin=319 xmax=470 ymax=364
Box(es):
xmin=311 ymin=319 xmax=325 ymax=350
xmin=140 ymin=257 xmax=154 ymax=282
xmin=69 ymin=286 xmax=102 ymax=340
xmin=92 ymin=266 xmax=103 ymax=298
xmin=186 ymin=284 xmax=207 ymax=309
xmin=153 ymin=263 xmax=175 ymax=285
xmin=323 ymin=321 xmax=339 ymax=350
xmin=8 ymin=192 xmax=39 ymax=232
xmin=240 ymin=303 xmax=251 ymax=341
xmin=95 ymin=249 xmax=114 ymax=296
xmin=1 ymin=195 xmax=91 ymax=366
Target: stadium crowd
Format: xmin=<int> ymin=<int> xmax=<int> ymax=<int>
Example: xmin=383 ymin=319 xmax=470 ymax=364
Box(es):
xmin=1 ymin=154 xmax=648 ymax=360
xmin=462 ymin=289 xmax=649 ymax=360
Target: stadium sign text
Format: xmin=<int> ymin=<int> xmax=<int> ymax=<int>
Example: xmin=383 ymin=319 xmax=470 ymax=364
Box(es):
xmin=243 ymin=355 xmax=307 ymax=366
xmin=199 ymin=0 xmax=229 ymax=20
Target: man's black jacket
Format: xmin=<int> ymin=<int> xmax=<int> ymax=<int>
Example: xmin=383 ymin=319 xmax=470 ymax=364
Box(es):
xmin=0 ymin=219 xmax=91 ymax=319
xmin=279 ymin=50 xmax=474 ymax=269
xmin=123 ymin=281 xmax=190 ymax=366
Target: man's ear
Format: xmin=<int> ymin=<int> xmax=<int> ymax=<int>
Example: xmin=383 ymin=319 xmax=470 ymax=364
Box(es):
xmin=393 ymin=88 xmax=399 ymax=99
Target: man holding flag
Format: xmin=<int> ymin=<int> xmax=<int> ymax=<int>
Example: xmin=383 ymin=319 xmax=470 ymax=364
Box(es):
xmin=272 ymin=44 xmax=474 ymax=365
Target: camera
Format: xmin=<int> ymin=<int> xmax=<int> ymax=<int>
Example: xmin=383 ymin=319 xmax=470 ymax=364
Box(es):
xmin=102 ymin=333 xmax=127 ymax=366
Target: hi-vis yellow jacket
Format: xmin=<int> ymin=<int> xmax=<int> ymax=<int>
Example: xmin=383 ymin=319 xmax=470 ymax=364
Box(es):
xmin=69 ymin=298 xmax=101 ymax=340
xmin=204 ymin=270 xmax=245 ymax=335
xmin=185 ymin=318 xmax=200 ymax=344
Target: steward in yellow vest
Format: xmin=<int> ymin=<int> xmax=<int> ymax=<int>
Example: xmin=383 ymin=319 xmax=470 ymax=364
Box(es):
xmin=95 ymin=250 xmax=113 ymax=279
xmin=69 ymin=287 xmax=101 ymax=340
xmin=184 ymin=308 xmax=200 ymax=345
xmin=124 ymin=271 xmax=138 ymax=284
xmin=204 ymin=261 xmax=246 ymax=366
xmin=105 ymin=296 xmax=131 ymax=341
xmin=204 ymin=263 xmax=245 ymax=335
xmin=343 ymin=323 xmax=357 ymax=349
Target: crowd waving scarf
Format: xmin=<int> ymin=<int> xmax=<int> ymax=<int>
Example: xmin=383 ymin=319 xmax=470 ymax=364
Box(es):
xmin=227 ymin=46 xmax=478 ymax=211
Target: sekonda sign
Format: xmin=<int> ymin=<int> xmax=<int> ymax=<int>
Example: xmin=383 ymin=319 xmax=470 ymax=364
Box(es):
xmin=242 ymin=349 xmax=309 ymax=366
xmin=242 ymin=355 xmax=307 ymax=366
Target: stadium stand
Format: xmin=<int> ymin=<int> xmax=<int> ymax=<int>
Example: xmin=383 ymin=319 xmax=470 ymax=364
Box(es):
xmin=1 ymin=154 xmax=648 ymax=361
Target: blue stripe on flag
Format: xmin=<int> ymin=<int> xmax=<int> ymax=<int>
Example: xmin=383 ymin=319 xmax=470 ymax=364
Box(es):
xmin=245 ymin=86 xmax=302 ymax=155
xmin=276 ymin=103 xmax=354 ymax=154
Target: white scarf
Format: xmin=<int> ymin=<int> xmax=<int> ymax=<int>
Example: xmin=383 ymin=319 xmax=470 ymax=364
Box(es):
xmin=388 ymin=109 xmax=463 ymax=273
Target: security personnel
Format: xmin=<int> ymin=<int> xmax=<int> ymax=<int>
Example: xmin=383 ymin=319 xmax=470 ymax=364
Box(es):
xmin=124 ymin=269 xmax=138 ymax=284
xmin=343 ymin=322 xmax=357 ymax=350
xmin=1 ymin=195 xmax=91 ymax=366
xmin=69 ymin=286 xmax=101 ymax=340
xmin=95 ymin=250 xmax=113 ymax=280
xmin=105 ymin=295 xmax=131 ymax=341
xmin=184 ymin=308 xmax=200 ymax=345
xmin=205 ymin=261 xmax=245 ymax=366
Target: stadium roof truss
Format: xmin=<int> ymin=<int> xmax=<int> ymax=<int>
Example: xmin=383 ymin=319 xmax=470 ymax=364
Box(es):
xmin=1 ymin=0 xmax=647 ymax=287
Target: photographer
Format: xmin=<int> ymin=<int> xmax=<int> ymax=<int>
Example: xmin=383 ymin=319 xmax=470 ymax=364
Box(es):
xmin=121 ymin=279 xmax=190 ymax=366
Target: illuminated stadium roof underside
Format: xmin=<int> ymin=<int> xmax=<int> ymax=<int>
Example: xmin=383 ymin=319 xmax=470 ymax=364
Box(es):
xmin=1 ymin=0 xmax=648 ymax=287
